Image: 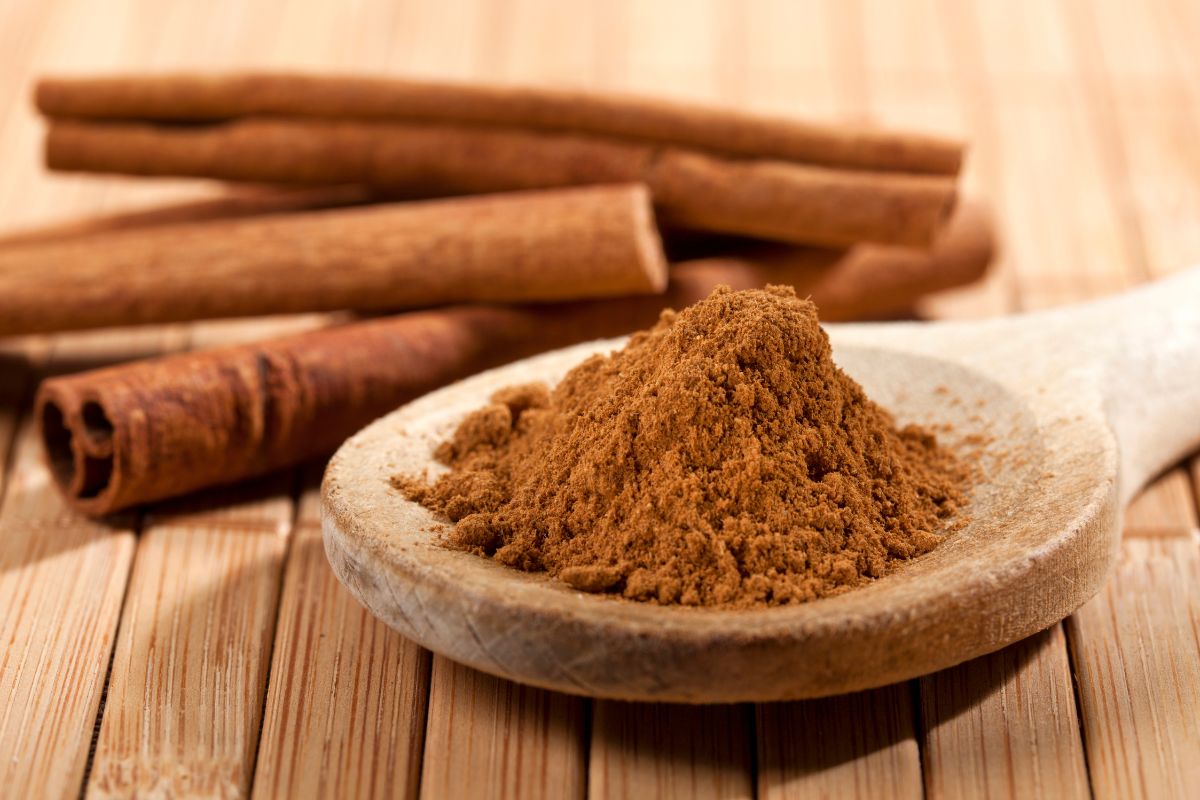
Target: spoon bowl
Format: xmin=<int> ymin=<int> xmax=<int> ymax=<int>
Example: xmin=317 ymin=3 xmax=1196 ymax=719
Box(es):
xmin=322 ymin=268 xmax=1200 ymax=702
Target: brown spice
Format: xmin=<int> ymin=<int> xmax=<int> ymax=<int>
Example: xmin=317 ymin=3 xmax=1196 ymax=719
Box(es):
xmin=44 ymin=118 xmax=957 ymax=248
xmin=399 ymin=286 xmax=970 ymax=607
xmin=35 ymin=73 xmax=963 ymax=174
xmin=0 ymin=183 xmax=666 ymax=336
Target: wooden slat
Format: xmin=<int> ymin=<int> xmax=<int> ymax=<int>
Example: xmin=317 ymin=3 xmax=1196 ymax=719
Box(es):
xmin=0 ymin=324 xmax=173 ymax=800
xmin=589 ymin=702 xmax=753 ymax=799
xmin=1085 ymin=0 xmax=1200 ymax=279
xmin=1057 ymin=0 xmax=1153 ymax=282
xmin=1065 ymin=529 xmax=1200 ymax=798
xmin=919 ymin=627 xmax=1090 ymax=798
xmin=252 ymin=474 xmax=430 ymax=799
xmin=79 ymin=3 xmax=410 ymax=795
xmin=923 ymin=0 xmax=1019 ymax=319
xmin=246 ymin=3 xmax=443 ymax=795
xmin=420 ymin=657 xmax=587 ymax=800
xmin=0 ymin=418 xmax=136 ymax=800
xmin=757 ymin=686 xmax=921 ymax=800
xmin=85 ymin=477 xmax=293 ymax=799
xmin=901 ymin=4 xmax=1099 ymax=797
xmin=1050 ymin=6 xmax=1200 ymax=798
xmin=742 ymin=0 xmax=840 ymax=118
xmin=1125 ymin=469 xmax=1199 ymax=533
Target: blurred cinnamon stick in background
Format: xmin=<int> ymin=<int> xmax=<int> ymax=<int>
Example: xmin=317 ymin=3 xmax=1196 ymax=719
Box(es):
xmin=44 ymin=118 xmax=957 ymax=248
xmin=0 ymin=184 xmax=667 ymax=335
xmin=37 ymin=201 xmax=992 ymax=516
xmin=35 ymin=72 xmax=963 ymax=174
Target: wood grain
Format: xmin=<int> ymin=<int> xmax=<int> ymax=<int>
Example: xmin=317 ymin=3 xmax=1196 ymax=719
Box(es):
xmin=0 ymin=419 xmax=136 ymax=800
xmin=0 ymin=1 xmax=1199 ymax=797
xmin=757 ymin=685 xmax=921 ymax=800
xmin=420 ymin=657 xmax=587 ymax=800
xmin=0 ymin=326 xmax=173 ymax=800
xmin=1125 ymin=469 xmax=1199 ymax=532
xmin=589 ymin=702 xmax=754 ymax=799
xmin=919 ymin=627 xmax=1089 ymax=799
xmin=253 ymin=474 xmax=430 ymax=800
xmin=1065 ymin=529 xmax=1200 ymax=799
xmin=86 ymin=477 xmax=293 ymax=799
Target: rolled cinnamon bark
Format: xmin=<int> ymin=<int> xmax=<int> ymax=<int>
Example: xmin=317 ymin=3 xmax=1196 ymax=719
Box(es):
xmin=0 ymin=184 xmax=667 ymax=336
xmin=37 ymin=202 xmax=991 ymax=516
xmin=651 ymin=151 xmax=954 ymax=249
xmin=35 ymin=73 xmax=963 ymax=175
xmin=45 ymin=118 xmax=958 ymax=248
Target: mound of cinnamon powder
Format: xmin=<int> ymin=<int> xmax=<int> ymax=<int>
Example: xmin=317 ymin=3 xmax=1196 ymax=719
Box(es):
xmin=397 ymin=285 xmax=968 ymax=607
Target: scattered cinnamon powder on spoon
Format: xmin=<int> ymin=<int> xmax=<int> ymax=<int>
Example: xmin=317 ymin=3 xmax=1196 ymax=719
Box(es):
xmin=396 ymin=285 xmax=969 ymax=607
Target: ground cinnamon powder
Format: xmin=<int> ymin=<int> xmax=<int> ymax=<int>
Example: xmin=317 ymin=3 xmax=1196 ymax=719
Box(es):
xmin=397 ymin=286 xmax=968 ymax=607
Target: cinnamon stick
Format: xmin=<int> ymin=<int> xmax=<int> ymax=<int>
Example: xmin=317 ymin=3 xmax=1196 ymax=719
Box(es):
xmin=35 ymin=73 xmax=963 ymax=175
xmin=45 ymin=118 xmax=958 ymax=248
xmin=36 ymin=202 xmax=991 ymax=516
xmin=0 ymin=184 xmax=667 ymax=335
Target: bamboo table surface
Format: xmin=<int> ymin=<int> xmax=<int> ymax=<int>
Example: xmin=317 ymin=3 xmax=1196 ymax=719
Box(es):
xmin=1 ymin=1 xmax=1199 ymax=798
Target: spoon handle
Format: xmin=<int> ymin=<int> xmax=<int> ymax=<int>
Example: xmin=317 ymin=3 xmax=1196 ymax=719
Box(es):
xmin=1071 ymin=266 xmax=1200 ymax=501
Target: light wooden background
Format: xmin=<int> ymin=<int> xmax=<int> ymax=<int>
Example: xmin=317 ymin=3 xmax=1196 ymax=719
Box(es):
xmin=1 ymin=0 xmax=1199 ymax=798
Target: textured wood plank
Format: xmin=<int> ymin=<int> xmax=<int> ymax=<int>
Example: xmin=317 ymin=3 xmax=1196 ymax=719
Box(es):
xmin=1125 ymin=469 xmax=1199 ymax=533
xmin=742 ymin=0 xmax=840 ymax=118
xmin=1065 ymin=529 xmax=1200 ymax=799
xmin=245 ymin=5 xmax=442 ymax=795
xmin=252 ymin=474 xmax=430 ymax=800
xmin=864 ymin=0 xmax=1014 ymax=321
xmin=589 ymin=702 xmax=753 ymax=799
xmin=420 ymin=657 xmax=587 ymax=800
xmin=1052 ymin=6 xmax=1200 ymax=797
xmin=0 ymin=417 xmax=136 ymax=800
xmin=758 ymin=685 xmax=921 ymax=800
xmin=85 ymin=478 xmax=293 ymax=799
xmin=0 ymin=324 xmax=173 ymax=800
xmin=1085 ymin=0 xmax=1200 ymax=280
xmin=919 ymin=627 xmax=1090 ymax=799
xmin=904 ymin=4 xmax=1097 ymax=798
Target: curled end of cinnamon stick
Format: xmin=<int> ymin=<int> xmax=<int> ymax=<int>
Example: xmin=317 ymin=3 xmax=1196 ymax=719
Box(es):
xmin=37 ymin=382 xmax=119 ymax=515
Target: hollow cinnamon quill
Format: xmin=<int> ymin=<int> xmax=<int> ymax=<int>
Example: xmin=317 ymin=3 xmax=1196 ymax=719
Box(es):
xmin=37 ymin=202 xmax=991 ymax=516
xmin=45 ymin=119 xmax=958 ymax=248
xmin=0 ymin=184 xmax=667 ymax=336
xmin=35 ymin=73 xmax=963 ymax=175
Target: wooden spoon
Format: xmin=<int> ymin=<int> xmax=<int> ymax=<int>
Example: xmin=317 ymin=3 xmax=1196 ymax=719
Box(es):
xmin=322 ymin=267 xmax=1200 ymax=703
